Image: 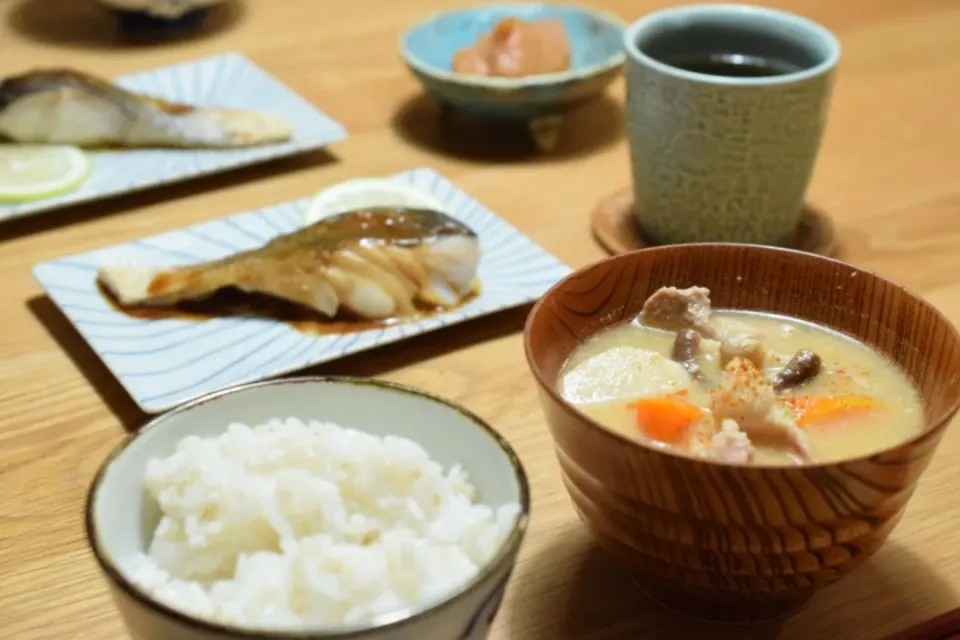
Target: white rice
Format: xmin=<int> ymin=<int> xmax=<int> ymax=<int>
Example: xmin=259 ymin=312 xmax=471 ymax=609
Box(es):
xmin=130 ymin=418 xmax=521 ymax=630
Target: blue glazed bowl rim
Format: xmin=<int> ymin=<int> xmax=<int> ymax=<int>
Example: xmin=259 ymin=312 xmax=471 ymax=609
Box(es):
xmin=399 ymin=2 xmax=628 ymax=89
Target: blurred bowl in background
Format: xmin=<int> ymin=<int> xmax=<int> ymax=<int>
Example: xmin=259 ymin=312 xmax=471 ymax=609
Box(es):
xmin=399 ymin=2 xmax=625 ymax=147
xmin=95 ymin=0 xmax=233 ymax=39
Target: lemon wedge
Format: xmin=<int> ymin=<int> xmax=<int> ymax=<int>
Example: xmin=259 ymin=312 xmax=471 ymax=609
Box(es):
xmin=302 ymin=177 xmax=447 ymax=226
xmin=0 ymin=145 xmax=92 ymax=203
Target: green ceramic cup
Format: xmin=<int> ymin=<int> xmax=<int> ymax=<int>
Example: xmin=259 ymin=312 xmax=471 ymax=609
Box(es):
xmin=624 ymin=4 xmax=841 ymax=245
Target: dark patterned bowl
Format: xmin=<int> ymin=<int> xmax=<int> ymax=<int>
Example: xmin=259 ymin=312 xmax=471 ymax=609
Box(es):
xmin=524 ymin=244 xmax=960 ymax=624
xmin=95 ymin=0 xmax=228 ymax=38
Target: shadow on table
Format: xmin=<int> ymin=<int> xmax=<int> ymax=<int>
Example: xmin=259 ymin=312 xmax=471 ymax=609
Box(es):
xmin=28 ymin=296 xmax=149 ymax=431
xmin=26 ymin=295 xmax=532 ymax=431
xmin=792 ymin=541 xmax=960 ymax=639
xmin=391 ymin=93 xmax=623 ymax=164
xmin=509 ymin=533 xmax=956 ymax=639
xmin=506 ymin=532 xmax=782 ymax=640
xmin=6 ymin=0 xmax=246 ymax=49
xmin=0 ymin=149 xmax=338 ymax=245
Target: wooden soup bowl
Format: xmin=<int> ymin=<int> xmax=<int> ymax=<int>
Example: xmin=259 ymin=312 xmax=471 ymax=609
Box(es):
xmin=523 ymin=244 xmax=960 ymax=624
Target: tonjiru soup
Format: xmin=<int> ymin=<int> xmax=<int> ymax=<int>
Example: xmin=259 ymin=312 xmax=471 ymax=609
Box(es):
xmin=558 ymin=286 xmax=923 ymax=465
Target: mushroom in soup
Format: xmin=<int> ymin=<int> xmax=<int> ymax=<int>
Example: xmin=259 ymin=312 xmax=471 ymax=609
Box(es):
xmin=557 ymin=286 xmax=924 ymax=465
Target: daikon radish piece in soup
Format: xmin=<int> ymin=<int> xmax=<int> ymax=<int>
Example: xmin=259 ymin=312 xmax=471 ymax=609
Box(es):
xmin=557 ymin=286 xmax=924 ymax=465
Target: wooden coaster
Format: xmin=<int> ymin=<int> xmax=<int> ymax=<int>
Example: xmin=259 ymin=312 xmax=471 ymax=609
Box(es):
xmin=591 ymin=187 xmax=839 ymax=257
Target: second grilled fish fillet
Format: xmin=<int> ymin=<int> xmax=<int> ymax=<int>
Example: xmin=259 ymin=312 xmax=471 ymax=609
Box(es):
xmin=98 ymin=208 xmax=481 ymax=321
xmin=0 ymin=68 xmax=293 ymax=148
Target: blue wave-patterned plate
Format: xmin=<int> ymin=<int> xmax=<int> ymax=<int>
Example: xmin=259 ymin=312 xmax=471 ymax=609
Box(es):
xmin=0 ymin=52 xmax=347 ymax=225
xmin=32 ymin=167 xmax=572 ymax=413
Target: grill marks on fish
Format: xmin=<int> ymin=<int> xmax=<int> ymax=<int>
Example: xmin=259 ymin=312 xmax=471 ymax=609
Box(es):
xmin=97 ymin=207 xmax=481 ymax=325
xmin=0 ymin=68 xmax=293 ymax=148
xmin=0 ymin=69 xmax=177 ymax=115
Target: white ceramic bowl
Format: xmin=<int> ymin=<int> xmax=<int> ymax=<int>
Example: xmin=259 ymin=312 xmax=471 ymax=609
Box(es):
xmin=86 ymin=377 xmax=530 ymax=640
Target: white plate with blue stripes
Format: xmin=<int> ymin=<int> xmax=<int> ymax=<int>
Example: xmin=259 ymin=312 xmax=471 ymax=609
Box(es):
xmin=33 ymin=167 xmax=572 ymax=413
xmin=0 ymin=52 xmax=347 ymax=225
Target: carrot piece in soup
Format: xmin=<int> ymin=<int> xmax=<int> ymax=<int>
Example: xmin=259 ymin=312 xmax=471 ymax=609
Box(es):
xmin=628 ymin=397 xmax=705 ymax=443
xmin=784 ymin=395 xmax=879 ymax=427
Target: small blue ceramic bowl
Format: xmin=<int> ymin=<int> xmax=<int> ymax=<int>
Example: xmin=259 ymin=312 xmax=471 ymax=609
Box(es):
xmin=400 ymin=3 xmax=626 ymax=121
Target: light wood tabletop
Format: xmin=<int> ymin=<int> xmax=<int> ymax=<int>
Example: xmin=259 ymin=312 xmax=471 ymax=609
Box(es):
xmin=2 ymin=0 xmax=960 ymax=638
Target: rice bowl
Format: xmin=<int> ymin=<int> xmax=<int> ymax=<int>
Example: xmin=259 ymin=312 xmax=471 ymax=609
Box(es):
xmin=86 ymin=377 xmax=530 ymax=639
xmin=131 ymin=418 xmax=520 ymax=628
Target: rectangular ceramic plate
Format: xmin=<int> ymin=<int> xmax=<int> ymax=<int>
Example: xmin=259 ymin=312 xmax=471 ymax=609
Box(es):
xmin=33 ymin=168 xmax=573 ymax=413
xmin=0 ymin=52 xmax=347 ymax=224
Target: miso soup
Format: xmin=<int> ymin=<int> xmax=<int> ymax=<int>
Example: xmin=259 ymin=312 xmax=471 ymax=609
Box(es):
xmin=558 ymin=286 xmax=923 ymax=465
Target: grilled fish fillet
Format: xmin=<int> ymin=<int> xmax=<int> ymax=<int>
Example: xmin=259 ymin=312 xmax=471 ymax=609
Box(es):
xmin=98 ymin=208 xmax=481 ymax=321
xmin=0 ymin=68 xmax=293 ymax=148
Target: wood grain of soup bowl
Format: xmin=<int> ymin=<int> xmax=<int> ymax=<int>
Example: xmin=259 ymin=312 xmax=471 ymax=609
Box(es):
xmin=523 ymin=243 xmax=960 ymax=624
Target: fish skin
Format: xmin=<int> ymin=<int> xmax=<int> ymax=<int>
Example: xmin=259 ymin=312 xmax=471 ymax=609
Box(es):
xmin=97 ymin=208 xmax=481 ymax=320
xmin=0 ymin=68 xmax=293 ymax=148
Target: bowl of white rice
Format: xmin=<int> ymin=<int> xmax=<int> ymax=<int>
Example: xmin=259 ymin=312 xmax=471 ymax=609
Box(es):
xmin=85 ymin=376 xmax=529 ymax=640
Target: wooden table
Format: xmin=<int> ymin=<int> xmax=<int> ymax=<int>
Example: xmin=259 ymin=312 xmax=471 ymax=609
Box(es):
xmin=2 ymin=0 xmax=959 ymax=638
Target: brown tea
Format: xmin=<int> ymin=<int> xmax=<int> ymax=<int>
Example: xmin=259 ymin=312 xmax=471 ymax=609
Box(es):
xmin=638 ymin=21 xmax=819 ymax=79
xmin=659 ymin=52 xmax=801 ymax=77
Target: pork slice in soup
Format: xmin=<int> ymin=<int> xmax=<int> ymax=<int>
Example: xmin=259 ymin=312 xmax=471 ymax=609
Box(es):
xmin=558 ymin=286 xmax=924 ymax=465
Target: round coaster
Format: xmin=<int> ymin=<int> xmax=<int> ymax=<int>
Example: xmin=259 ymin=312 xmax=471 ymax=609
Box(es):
xmin=590 ymin=187 xmax=839 ymax=257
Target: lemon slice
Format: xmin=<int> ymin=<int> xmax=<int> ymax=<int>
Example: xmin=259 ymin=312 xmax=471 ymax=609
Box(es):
xmin=302 ymin=177 xmax=447 ymax=225
xmin=0 ymin=145 xmax=92 ymax=203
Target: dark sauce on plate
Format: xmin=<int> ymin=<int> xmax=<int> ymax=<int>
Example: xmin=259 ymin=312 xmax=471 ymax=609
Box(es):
xmin=98 ymin=281 xmax=480 ymax=336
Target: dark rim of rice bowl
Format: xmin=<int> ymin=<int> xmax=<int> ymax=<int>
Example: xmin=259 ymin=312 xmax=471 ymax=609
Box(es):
xmin=85 ymin=375 xmax=532 ymax=638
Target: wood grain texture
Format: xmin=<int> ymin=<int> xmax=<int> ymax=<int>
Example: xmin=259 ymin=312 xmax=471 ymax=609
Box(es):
xmin=524 ymin=244 xmax=960 ymax=623
xmin=590 ymin=186 xmax=839 ymax=257
xmin=3 ymin=0 xmax=960 ymax=638
xmin=883 ymin=607 xmax=960 ymax=640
